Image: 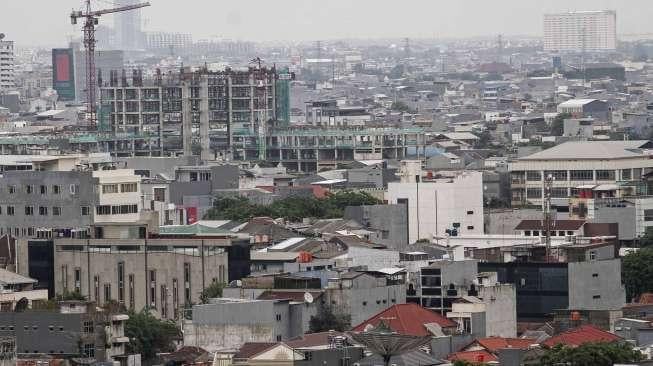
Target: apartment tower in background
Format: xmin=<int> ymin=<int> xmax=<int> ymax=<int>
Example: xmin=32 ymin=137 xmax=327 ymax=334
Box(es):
xmin=544 ymin=10 xmax=617 ymax=52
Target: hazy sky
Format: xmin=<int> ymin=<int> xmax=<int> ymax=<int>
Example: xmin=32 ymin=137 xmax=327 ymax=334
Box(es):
xmin=3 ymin=0 xmax=653 ymax=46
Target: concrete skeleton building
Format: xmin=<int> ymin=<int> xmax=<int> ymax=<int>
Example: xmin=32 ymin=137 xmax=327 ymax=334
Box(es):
xmin=0 ymin=35 xmax=14 ymax=90
xmin=544 ymin=10 xmax=617 ymax=51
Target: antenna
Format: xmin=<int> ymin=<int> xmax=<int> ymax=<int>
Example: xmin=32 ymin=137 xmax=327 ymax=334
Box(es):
xmin=304 ymin=292 xmax=314 ymax=304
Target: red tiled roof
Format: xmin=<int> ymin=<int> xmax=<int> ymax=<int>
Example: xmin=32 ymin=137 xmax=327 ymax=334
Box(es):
xmin=543 ymin=325 xmax=621 ymax=348
xmin=351 ymin=303 xmax=457 ymax=336
xmin=448 ymin=350 xmax=498 ymax=363
xmin=475 ymin=337 xmax=536 ymax=353
xmin=233 ymin=343 xmax=277 ymax=360
xmin=515 ymin=219 xmax=585 ymax=231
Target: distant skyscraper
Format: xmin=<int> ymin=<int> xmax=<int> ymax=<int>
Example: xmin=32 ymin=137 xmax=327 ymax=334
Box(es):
xmin=544 ymin=10 xmax=617 ymax=52
xmin=0 ymin=34 xmax=15 ymax=90
xmin=114 ymin=0 xmax=144 ymax=51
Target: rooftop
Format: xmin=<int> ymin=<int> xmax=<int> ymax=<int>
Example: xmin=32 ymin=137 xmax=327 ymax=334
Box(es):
xmin=542 ymin=325 xmax=620 ymax=348
xmin=351 ymin=303 xmax=457 ymax=336
xmin=517 ymin=140 xmax=651 ymax=161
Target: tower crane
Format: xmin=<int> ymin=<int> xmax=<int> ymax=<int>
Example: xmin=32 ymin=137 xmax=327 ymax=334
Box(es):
xmin=70 ymin=0 xmax=150 ymax=127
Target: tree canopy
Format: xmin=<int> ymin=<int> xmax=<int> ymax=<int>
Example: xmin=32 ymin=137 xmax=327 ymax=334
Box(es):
xmin=204 ymin=191 xmax=380 ymax=222
xmin=536 ymin=342 xmax=641 ymax=366
xmin=125 ymin=310 xmax=180 ymax=361
xmin=622 ymin=247 xmax=653 ymax=301
xmin=200 ymin=281 xmax=224 ymax=304
xmin=308 ymin=304 xmax=351 ymax=333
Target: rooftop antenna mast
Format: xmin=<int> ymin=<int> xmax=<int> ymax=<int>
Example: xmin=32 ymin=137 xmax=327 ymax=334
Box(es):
xmin=70 ymin=0 xmax=150 ymax=128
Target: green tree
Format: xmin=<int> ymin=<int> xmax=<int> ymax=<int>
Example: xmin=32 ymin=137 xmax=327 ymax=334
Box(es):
xmin=200 ymin=281 xmax=224 ymax=304
xmin=537 ymin=342 xmax=641 ymax=366
xmin=125 ymin=310 xmax=180 ymax=361
xmin=391 ymin=101 xmax=415 ymax=114
xmin=550 ymin=113 xmax=571 ymax=136
xmin=622 ymin=247 xmax=653 ymax=301
xmin=56 ymin=289 xmax=86 ymax=301
xmin=308 ymin=304 xmax=351 ymax=333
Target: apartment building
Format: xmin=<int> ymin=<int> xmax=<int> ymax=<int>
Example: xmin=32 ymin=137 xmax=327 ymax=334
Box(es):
xmin=0 ymin=35 xmax=14 ymax=90
xmin=544 ymin=10 xmax=617 ymax=51
xmin=509 ymin=140 xmax=653 ymax=208
xmin=93 ymin=169 xmax=142 ymax=224
xmin=386 ymin=163 xmax=484 ymax=243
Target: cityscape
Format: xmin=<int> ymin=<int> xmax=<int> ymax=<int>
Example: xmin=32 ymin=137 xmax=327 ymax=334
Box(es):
xmin=4 ymin=1 xmax=653 ymax=365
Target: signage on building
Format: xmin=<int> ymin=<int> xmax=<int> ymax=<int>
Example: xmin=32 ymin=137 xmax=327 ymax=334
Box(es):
xmin=52 ymin=48 xmax=76 ymax=101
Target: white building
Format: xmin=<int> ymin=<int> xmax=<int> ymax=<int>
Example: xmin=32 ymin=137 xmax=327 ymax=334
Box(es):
xmin=509 ymin=140 xmax=653 ymax=208
xmin=0 ymin=36 xmax=14 ymax=90
xmin=386 ymin=166 xmax=484 ymax=243
xmin=544 ymin=10 xmax=617 ymax=51
xmin=93 ymin=169 xmax=142 ymax=224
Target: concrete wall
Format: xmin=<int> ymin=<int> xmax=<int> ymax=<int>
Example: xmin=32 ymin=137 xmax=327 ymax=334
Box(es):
xmin=344 ymin=205 xmax=409 ymax=250
xmin=122 ymin=156 xmax=199 ymax=178
xmin=479 ymin=284 xmax=517 ymax=337
xmin=0 ymin=171 xmax=97 ymax=237
xmin=327 ymin=283 xmax=406 ymax=327
xmin=386 ymin=172 xmax=484 ymax=243
xmin=568 ymin=258 xmax=626 ymax=311
xmin=338 ymin=246 xmax=400 ymax=271
xmin=593 ymin=206 xmax=636 ymax=241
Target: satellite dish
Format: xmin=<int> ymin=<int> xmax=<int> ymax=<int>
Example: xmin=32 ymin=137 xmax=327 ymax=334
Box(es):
xmin=304 ymin=292 xmax=314 ymax=304
xmin=0 ymin=34 xmax=5 ymax=40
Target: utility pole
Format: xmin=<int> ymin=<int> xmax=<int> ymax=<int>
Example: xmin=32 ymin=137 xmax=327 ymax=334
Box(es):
xmin=543 ymin=174 xmax=555 ymax=261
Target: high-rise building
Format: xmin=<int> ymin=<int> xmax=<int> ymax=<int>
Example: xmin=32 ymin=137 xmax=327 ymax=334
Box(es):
xmin=0 ymin=34 xmax=15 ymax=90
xmin=146 ymin=32 xmax=192 ymax=50
xmin=544 ymin=10 xmax=617 ymax=52
xmin=114 ymin=0 xmax=144 ymax=51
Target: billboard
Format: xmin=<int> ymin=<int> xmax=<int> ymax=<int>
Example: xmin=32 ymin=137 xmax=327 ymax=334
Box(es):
xmin=52 ymin=48 xmax=75 ymax=101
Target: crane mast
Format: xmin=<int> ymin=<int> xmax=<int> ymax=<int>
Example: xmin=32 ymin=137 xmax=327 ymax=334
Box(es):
xmin=70 ymin=0 xmax=150 ymax=128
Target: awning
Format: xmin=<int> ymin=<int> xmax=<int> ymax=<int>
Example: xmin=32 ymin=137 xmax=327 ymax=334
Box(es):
xmin=576 ymin=184 xmax=597 ymax=189
xmin=594 ymin=184 xmax=619 ymax=191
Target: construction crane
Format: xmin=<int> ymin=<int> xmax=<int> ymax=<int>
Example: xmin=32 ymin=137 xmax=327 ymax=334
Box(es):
xmin=70 ymin=0 xmax=150 ymax=127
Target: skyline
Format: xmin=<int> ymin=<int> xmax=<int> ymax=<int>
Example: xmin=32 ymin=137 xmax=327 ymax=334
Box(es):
xmin=2 ymin=0 xmax=653 ymax=47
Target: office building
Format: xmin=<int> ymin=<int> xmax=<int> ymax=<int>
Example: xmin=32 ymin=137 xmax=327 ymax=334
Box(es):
xmin=510 ymin=140 xmax=653 ymax=208
xmin=0 ymin=35 xmax=14 ymax=90
xmin=146 ymin=32 xmax=192 ymax=50
xmin=544 ymin=10 xmax=617 ymax=51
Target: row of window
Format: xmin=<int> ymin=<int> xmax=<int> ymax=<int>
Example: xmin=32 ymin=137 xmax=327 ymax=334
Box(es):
xmin=523 ymin=169 xmax=638 ymax=182
xmin=3 ymin=184 xmax=78 ymax=195
xmin=0 ymin=205 xmax=90 ymax=216
xmin=96 ymin=204 xmax=138 ymax=216
xmin=524 ymin=230 xmax=576 ymax=237
xmin=101 ymin=183 xmax=138 ymax=194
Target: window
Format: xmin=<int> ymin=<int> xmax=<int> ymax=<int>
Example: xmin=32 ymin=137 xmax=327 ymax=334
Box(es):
xmin=120 ymin=183 xmax=138 ymax=193
xmin=149 ymin=270 xmax=157 ymax=309
xmin=622 ymin=169 xmax=632 ymax=181
xmin=570 ymin=170 xmax=593 ymax=181
xmin=70 ymin=184 xmax=79 ymax=194
xmin=103 ymin=283 xmax=111 ymax=304
xmin=593 ymin=295 xmax=601 ymax=299
xmin=154 ymin=187 xmax=166 ymax=202
xmin=184 ymin=263 xmax=191 ymax=305
xmin=526 ymin=188 xmax=542 ymax=198
xmin=96 ymin=205 xmax=111 ymax=215
xmin=551 ymin=188 xmax=568 ymax=198
xmin=25 ymin=185 xmax=33 ymax=194
xmin=102 ymin=184 xmax=119 ymax=194
xmin=596 ymin=170 xmax=615 ymax=181
xmin=172 ymin=278 xmax=179 ymax=320
xmin=25 ymin=206 xmax=33 ymax=216
xmin=7 ymin=185 xmax=15 ymax=194
xmin=83 ymin=321 xmax=94 ymax=334
xmin=52 ymin=207 xmax=61 ymax=216
xmin=6 ymin=206 xmax=13 ymax=216
xmin=61 ymin=265 xmax=68 ymax=291
xmin=276 ymin=335 xmax=282 ymax=342
xmin=644 ymin=209 xmax=653 ymax=222
xmin=128 ymin=274 xmax=135 ymax=310
xmin=592 ymin=273 xmax=599 ymax=278
xmin=526 ymin=171 xmax=542 ymax=181
xmin=83 ymin=343 xmax=95 ymax=358
xmin=467 ymin=226 xmax=474 ymax=230
xmin=39 ymin=207 xmax=48 ymax=216
xmin=533 ymin=230 xmax=540 ymax=236
xmin=161 ymin=285 xmax=168 ymax=318
xmin=81 ymin=206 xmax=90 ymax=216
xmin=93 ymin=276 xmax=100 ymax=302
xmin=544 ymin=170 xmax=568 ymax=180
xmin=559 ymin=231 xmax=565 ymax=236
xmin=276 ymin=314 xmax=281 ymax=321
xmin=524 ymin=230 xmax=531 ymax=236
xmin=40 ymin=185 xmax=47 ymax=194
xmin=589 ymin=250 xmax=596 ymax=261
xmin=52 ymin=185 xmax=61 ymax=194
xmin=466 ymin=210 xmax=474 ymax=215
xmin=74 ymin=268 xmax=81 ymax=292
xmin=117 ymin=262 xmax=125 ymax=304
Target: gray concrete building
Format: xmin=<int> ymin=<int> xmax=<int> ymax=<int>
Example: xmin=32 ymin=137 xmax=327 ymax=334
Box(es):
xmin=0 ymin=171 xmax=98 ymax=238
xmin=344 ymin=204 xmax=409 ymax=250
